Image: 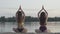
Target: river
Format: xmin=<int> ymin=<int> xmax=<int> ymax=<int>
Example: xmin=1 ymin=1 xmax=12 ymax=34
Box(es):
xmin=0 ymin=22 xmax=60 ymax=33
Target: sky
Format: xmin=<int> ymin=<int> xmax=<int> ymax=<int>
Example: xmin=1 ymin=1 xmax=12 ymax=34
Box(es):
xmin=0 ymin=0 xmax=60 ymax=17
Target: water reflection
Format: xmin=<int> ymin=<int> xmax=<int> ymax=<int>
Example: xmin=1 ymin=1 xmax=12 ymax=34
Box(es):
xmin=0 ymin=22 xmax=60 ymax=33
xmin=0 ymin=22 xmax=5 ymax=32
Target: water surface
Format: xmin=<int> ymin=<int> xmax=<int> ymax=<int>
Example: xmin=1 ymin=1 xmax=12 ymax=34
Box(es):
xmin=0 ymin=22 xmax=60 ymax=33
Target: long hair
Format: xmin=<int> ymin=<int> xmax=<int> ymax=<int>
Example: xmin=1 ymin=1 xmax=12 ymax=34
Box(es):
xmin=18 ymin=11 xmax=22 ymax=17
xmin=40 ymin=12 xmax=46 ymax=18
xmin=17 ymin=11 xmax=22 ymax=22
xmin=40 ymin=12 xmax=46 ymax=25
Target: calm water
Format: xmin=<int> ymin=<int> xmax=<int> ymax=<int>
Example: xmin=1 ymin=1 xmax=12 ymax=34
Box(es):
xmin=0 ymin=22 xmax=60 ymax=33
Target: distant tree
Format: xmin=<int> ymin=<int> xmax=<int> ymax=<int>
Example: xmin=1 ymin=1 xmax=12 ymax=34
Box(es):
xmin=0 ymin=16 xmax=6 ymax=22
xmin=0 ymin=16 xmax=60 ymax=22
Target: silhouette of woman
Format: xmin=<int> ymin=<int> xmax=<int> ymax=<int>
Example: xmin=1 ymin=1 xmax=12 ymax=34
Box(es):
xmin=39 ymin=12 xmax=47 ymax=25
xmin=13 ymin=6 xmax=27 ymax=33
xmin=36 ymin=5 xmax=48 ymax=32
xmin=16 ymin=9 xmax=25 ymax=28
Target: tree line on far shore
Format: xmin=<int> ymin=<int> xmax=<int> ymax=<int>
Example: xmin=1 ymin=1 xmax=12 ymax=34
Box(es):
xmin=0 ymin=16 xmax=60 ymax=22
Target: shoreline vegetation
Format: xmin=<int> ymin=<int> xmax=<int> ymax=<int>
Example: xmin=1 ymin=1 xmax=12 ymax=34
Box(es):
xmin=0 ymin=16 xmax=60 ymax=22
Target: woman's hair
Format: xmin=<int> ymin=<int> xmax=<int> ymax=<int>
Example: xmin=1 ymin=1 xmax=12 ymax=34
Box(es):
xmin=40 ymin=12 xmax=46 ymax=25
xmin=17 ymin=11 xmax=22 ymax=22
xmin=18 ymin=11 xmax=22 ymax=16
xmin=40 ymin=12 xmax=46 ymax=18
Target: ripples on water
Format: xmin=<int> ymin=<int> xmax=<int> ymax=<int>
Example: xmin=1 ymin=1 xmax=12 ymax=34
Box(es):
xmin=0 ymin=22 xmax=60 ymax=33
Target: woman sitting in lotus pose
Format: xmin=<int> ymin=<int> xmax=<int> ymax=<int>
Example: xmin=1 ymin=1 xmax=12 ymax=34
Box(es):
xmin=13 ymin=6 xmax=27 ymax=33
xmin=39 ymin=12 xmax=48 ymax=32
xmin=35 ymin=6 xmax=48 ymax=33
